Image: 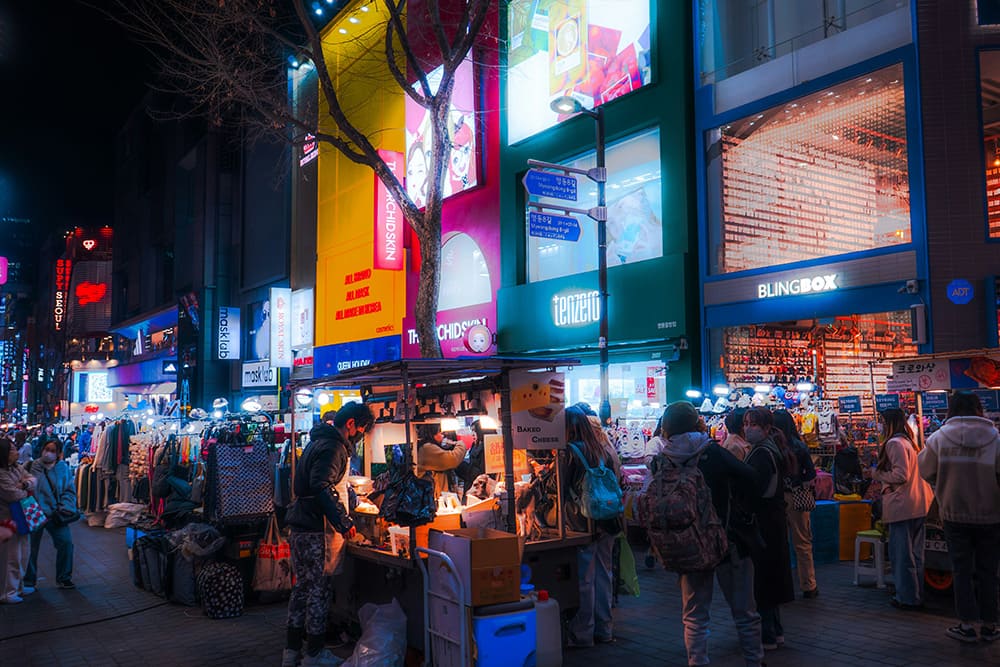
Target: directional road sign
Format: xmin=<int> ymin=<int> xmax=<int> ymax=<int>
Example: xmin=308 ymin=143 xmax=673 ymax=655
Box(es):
xmin=528 ymin=211 xmax=581 ymax=242
xmin=523 ymin=169 xmax=578 ymax=201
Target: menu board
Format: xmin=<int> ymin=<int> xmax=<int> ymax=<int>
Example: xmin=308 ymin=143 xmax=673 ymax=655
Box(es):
xmin=509 ymin=370 xmax=567 ymax=449
xmin=483 ymin=434 xmax=530 ymax=475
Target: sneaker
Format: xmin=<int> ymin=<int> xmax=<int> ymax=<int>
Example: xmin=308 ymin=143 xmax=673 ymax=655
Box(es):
xmin=762 ymin=642 xmax=778 ymax=651
xmin=946 ymin=624 xmax=979 ymax=644
xmin=57 ymin=580 xmax=76 ymax=590
xmin=281 ymin=648 xmax=301 ymax=667
xmin=20 ymin=586 xmax=35 ymax=595
xmin=0 ymin=595 xmax=24 ymax=604
xmin=981 ymin=626 xmax=1000 ymax=642
xmin=301 ymin=649 xmax=340 ymax=667
xmin=775 ymin=635 xmax=785 ymax=646
xmin=802 ymin=588 xmax=819 ymax=599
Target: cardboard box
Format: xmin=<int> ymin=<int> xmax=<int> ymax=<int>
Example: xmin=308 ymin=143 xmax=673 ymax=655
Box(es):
xmin=427 ymin=527 xmax=521 ymax=607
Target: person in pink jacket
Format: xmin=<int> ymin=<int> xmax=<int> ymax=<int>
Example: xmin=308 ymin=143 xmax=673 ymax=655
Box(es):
xmin=868 ymin=409 xmax=933 ymax=610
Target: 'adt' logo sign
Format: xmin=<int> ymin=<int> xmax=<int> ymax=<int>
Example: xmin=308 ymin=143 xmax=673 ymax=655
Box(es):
xmin=947 ymin=279 xmax=974 ymax=305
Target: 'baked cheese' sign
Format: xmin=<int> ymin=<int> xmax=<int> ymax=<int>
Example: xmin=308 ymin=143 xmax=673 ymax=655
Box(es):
xmin=509 ymin=370 xmax=566 ymax=450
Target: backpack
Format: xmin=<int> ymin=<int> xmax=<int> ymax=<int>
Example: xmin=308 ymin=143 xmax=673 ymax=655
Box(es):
xmin=567 ymin=442 xmax=624 ymax=521
xmin=642 ymin=450 xmax=729 ymax=573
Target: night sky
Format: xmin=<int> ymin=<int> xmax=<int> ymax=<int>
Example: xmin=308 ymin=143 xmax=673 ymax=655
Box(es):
xmin=0 ymin=1 xmax=151 ymax=232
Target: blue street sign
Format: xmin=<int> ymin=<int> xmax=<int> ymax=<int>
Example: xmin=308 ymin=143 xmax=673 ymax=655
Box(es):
xmin=875 ymin=393 xmax=900 ymax=411
xmin=523 ymin=170 xmax=578 ymax=201
xmin=838 ymin=395 xmax=862 ymax=413
xmin=946 ymin=278 xmax=974 ymax=305
xmin=921 ymin=391 xmax=949 ymax=411
xmin=528 ymin=212 xmax=581 ymax=242
xmin=971 ymin=388 xmax=1000 ymax=412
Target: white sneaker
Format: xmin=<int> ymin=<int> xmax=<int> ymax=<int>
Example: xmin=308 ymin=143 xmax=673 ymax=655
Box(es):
xmin=301 ymin=649 xmax=341 ymax=667
xmin=1 ymin=595 xmax=24 ymax=604
xmin=280 ymin=648 xmax=301 ymax=667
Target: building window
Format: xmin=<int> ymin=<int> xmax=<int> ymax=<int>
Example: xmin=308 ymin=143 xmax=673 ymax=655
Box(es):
xmin=439 ymin=233 xmax=492 ymax=311
xmin=706 ymin=63 xmax=910 ymax=275
xmin=526 ymin=127 xmax=662 ymax=283
xmin=506 ymin=0 xmax=653 ymax=144
xmin=980 ymin=50 xmax=1000 ymax=239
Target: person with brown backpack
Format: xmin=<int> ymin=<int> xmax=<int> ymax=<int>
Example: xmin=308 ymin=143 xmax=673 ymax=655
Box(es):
xmin=644 ymin=402 xmax=765 ymax=667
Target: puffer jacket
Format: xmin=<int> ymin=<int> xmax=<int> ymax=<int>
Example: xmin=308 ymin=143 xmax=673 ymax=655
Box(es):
xmin=919 ymin=416 xmax=1000 ymax=524
xmin=285 ymin=423 xmax=353 ymax=534
xmin=0 ymin=465 xmax=34 ymax=522
xmin=28 ymin=459 xmax=77 ymax=517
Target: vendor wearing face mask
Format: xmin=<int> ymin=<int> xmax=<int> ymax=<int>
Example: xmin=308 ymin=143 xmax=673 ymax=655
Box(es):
xmin=25 ymin=437 xmax=78 ymax=591
xmin=283 ymin=402 xmax=374 ymax=667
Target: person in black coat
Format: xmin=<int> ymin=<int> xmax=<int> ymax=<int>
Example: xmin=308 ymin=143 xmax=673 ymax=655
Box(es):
xmin=743 ymin=407 xmax=796 ymax=651
xmin=652 ymin=402 xmax=765 ymax=667
xmin=283 ymin=402 xmax=373 ymax=667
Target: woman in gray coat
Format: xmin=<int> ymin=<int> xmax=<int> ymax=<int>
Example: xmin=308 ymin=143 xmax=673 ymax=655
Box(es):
xmin=24 ymin=437 xmax=78 ymax=590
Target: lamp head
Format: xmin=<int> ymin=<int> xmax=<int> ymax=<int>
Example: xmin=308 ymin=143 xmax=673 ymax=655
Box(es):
xmin=550 ymin=95 xmax=597 ymax=118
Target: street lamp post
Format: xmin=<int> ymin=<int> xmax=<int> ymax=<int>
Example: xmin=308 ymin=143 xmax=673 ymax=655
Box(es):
xmin=550 ymin=97 xmax=610 ymax=424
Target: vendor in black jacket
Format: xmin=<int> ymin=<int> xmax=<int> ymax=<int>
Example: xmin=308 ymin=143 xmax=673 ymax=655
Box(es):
xmin=283 ymin=402 xmax=373 ymax=667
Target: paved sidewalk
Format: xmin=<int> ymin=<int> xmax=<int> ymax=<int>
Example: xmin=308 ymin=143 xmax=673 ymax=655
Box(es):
xmin=1 ymin=522 xmax=994 ymax=666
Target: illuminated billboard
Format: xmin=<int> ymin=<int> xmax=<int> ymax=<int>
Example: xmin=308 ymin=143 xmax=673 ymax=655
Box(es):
xmin=405 ymin=58 xmax=478 ymax=207
xmin=506 ymin=0 xmax=652 ymax=144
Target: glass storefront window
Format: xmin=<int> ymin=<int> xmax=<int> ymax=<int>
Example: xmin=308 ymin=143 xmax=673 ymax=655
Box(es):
xmin=979 ymin=50 xmax=1000 ymax=239
xmin=706 ymin=64 xmax=911 ymax=275
xmin=526 ymin=128 xmax=662 ymax=282
xmin=506 ymin=0 xmax=653 ymax=144
xmin=712 ymin=310 xmax=916 ymax=399
xmin=561 ymin=360 xmax=669 ymax=420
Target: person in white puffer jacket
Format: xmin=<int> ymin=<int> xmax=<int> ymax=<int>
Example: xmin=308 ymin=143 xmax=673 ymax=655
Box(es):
xmin=918 ymin=391 xmax=1000 ymax=644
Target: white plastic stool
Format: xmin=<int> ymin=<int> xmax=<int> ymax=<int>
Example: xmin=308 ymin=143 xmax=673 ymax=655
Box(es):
xmin=853 ymin=530 xmax=889 ymax=588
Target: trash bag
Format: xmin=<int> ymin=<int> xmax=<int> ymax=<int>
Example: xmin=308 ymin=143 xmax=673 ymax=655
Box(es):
xmin=371 ymin=446 xmax=436 ymax=527
xmin=343 ymin=599 xmax=407 ymax=667
xmin=166 ymin=523 xmax=226 ymax=561
xmin=105 ymin=503 xmax=149 ymax=528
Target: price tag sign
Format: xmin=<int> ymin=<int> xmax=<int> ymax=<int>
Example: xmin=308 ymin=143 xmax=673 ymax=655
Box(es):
xmin=875 ymin=394 xmax=901 ymax=411
xmin=483 ymin=434 xmax=529 ymax=475
xmin=891 ymin=360 xmax=950 ymax=391
xmin=921 ymin=392 xmax=949 ymax=411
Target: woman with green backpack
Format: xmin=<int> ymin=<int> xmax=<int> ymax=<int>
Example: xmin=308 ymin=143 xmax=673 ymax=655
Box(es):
xmin=562 ymin=403 xmax=624 ymax=648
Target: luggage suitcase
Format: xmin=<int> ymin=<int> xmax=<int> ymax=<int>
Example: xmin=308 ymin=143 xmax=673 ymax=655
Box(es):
xmin=170 ymin=555 xmax=198 ymax=607
xmin=197 ymin=561 xmax=244 ymax=619
xmin=135 ymin=535 xmax=171 ymax=598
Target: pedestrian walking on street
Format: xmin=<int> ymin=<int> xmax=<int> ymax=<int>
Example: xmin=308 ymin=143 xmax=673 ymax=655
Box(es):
xmin=773 ymin=410 xmax=819 ymax=599
xmin=283 ymin=402 xmax=373 ymax=667
xmin=743 ymin=407 xmax=796 ymax=650
xmin=652 ymin=402 xmax=766 ymax=667
xmin=868 ymin=408 xmax=933 ymax=610
xmin=918 ymin=391 xmax=1000 ymax=643
xmin=25 ymin=438 xmax=78 ymax=590
xmin=563 ymin=403 xmax=622 ymax=648
xmin=0 ymin=436 xmax=37 ymax=604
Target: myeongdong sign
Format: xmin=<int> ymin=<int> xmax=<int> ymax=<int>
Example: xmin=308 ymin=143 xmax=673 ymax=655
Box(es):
xmin=757 ymin=274 xmax=839 ymax=299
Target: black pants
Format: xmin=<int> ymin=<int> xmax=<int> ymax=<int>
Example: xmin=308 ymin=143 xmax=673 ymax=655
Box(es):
xmin=943 ymin=521 xmax=1000 ymax=625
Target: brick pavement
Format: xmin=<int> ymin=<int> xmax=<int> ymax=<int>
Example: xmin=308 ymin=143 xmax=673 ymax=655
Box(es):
xmin=1 ymin=522 xmax=994 ymax=666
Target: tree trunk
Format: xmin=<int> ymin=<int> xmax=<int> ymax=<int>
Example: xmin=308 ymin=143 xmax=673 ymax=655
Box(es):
xmin=413 ymin=216 xmax=443 ymax=358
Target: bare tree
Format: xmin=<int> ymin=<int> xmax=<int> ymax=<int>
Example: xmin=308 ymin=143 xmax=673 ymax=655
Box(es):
xmin=108 ymin=0 xmax=495 ymax=358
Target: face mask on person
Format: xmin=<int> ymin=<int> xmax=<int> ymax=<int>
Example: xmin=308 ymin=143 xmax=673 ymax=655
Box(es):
xmin=744 ymin=425 xmax=766 ymax=444
xmin=42 ymin=451 xmax=57 ymax=464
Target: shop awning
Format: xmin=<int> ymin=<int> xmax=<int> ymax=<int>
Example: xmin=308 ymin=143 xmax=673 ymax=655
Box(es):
xmin=107 ymin=358 xmax=177 ymax=388
xmin=110 ymin=305 xmax=178 ymax=340
xmin=292 ymin=357 xmax=579 ymax=389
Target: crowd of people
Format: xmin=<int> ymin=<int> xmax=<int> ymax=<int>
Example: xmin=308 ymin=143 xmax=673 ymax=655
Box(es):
xmin=558 ymin=391 xmax=1000 ymax=667
xmin=0 ymin=422 xmax=82 ymax=604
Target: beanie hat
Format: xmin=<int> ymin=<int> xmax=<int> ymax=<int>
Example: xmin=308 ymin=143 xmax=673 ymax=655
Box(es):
xmin=662 ymin=401 xmax=701 ymax=437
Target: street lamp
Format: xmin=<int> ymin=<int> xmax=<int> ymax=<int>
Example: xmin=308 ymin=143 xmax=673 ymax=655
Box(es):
xmin=550 ymin=95 xmax=610 ymax=424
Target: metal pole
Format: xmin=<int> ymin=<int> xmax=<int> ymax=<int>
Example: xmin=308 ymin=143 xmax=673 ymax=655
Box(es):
xmin=596 ymin=106 xmax=611 ymax=426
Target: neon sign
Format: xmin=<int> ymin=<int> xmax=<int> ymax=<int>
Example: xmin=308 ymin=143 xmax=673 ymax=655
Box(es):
xmin=374 ymin=149 xmax=404 ymax=271
xmin=757 ymin=274 xmax=838 ymax=299
xmin=53 ymin=259 xmax=72 ymax=331
xmin=76 ymin=282 xmax=108 ymax=306
xmin=82 ymin=239 xmax=97 ymax=251
xmin=552 ymin=290 xmax=601 ymax=327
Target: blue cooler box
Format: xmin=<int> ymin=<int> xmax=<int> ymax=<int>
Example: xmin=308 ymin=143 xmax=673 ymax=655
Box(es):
xmin=472 ymin=607 xmax=536 ymax=667
xmin=790 ymin=500 xmax=840 ymax=568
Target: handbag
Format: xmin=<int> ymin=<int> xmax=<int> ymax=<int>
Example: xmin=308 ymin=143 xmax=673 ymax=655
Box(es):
xmin=9 ymin=496 xmax=48 ymax=535
xmin=790 ymin=482 xmax=817 ymax=512
xmin=252 ymin=514 xmax=293 ymax=592
xmin=42 ymin=468 xmax=81 ymax=525
xmin=370 ymin=445 xmax=436 ymax=527
xmin=273 ymin=445 xmax=292 ymax=508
